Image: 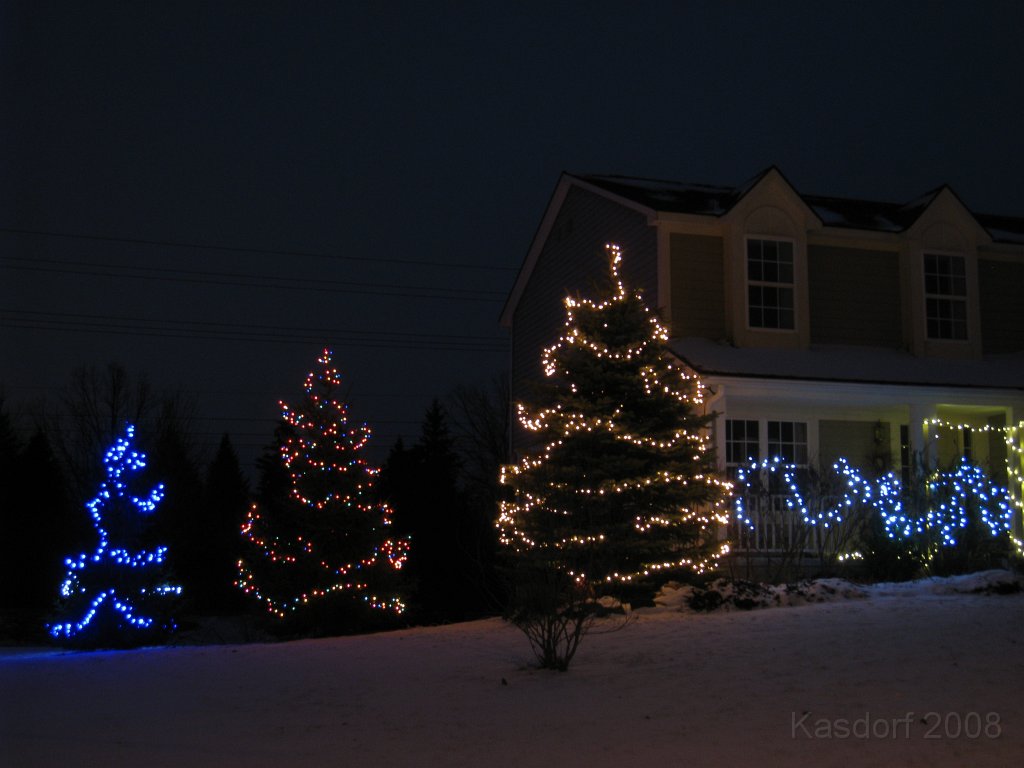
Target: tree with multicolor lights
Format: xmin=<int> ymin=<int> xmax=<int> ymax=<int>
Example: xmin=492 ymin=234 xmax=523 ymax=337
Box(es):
xmin=499 ymin=245 xmax=731 ymax=603
xmin=237 ymin=349 xmax=408 ymax=629
xmin=49 ymin=425 xmax=182 ymax=649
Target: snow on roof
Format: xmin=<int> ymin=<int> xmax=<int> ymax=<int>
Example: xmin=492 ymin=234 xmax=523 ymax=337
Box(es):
xmin=670 ymin=337 xmax=1024 ymax=390
xmin=575 ymin=173 xmax=740 ymax=216
xmin=575 ymin=173 xmax=1024 ymax=237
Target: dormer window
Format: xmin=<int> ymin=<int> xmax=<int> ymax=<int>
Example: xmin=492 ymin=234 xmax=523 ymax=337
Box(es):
xmin=923 ymin=253 xmax=967 ymax=340
xmin=747 ymin=238 xmax=794 ymax=330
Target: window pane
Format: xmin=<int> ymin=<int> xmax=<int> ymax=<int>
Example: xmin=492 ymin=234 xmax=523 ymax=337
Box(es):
xmin=748 ymin=239 xmax=795 ymax=329
xmin=726 ymin=419 xmax=759 ymax=466
xmin=923 ymin=254 xmax=969 ymax=340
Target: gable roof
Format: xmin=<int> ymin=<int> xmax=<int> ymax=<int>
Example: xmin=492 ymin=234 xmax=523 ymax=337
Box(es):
xmin=501 ymin=168 xmax=1024 ymax=327
xmin=576 ymin=171 xmax=1024 ymax=243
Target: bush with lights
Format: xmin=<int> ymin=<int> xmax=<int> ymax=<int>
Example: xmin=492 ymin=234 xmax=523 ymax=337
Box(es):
xmin=237 ymin=349 xmax=408 ymax=634
xmin=49 ymin=425 xmax=182 ymax=649
xmin=730 ymin=454 xmax=1016 ymax=580
xmin=499 ymin=245 xmax=731 ymax=666
xmin=871 ymin=458 xmax=1014 ymax=576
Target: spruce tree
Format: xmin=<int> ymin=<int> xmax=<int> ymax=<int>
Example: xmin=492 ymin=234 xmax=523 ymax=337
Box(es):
xmin=499 ymin=245 xmax=731 ymax=601
xmin=237 ymin=349 xmax=408 ymax=629
xmin=49 ymin=425 xmax=181 ymax=648
xmin=196 ymin=434 xmax=250 ymax=612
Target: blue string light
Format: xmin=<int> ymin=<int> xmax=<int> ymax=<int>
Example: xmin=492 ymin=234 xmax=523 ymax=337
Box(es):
xmin=732 ymin=456 xmax=1014 ymax=554
xmin=49 ymin=425 xmax=182 ymax=645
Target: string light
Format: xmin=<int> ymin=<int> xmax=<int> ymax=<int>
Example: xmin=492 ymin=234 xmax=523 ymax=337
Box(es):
xmin=237 ymin=348 xmax=409 ymax=618
xmin=49 ymin=425 xmax=182 ymax=643
xmin=732 ymin=453 xmax=1016 ymax=559
xmin=924 ymin=417 xmax=1024 ymax=556
xmin=500 ymin=244 xmax=732 ymax=587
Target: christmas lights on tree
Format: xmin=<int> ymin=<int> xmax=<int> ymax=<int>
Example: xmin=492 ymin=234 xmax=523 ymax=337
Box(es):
xmin=49 ymin=425 xmax=181 ymax=648
xmin=237 ymin=348 xmax=408 ymax=623
xmin=499 ymin=245 xmax=731 ymax=595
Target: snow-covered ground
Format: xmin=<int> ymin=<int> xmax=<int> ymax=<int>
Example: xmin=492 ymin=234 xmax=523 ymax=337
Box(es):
xmin=2 ymin=572 xmax=1022 ymax=768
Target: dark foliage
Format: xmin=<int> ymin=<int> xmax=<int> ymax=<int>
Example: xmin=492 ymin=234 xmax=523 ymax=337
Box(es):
xmin=0 ymin=427 xmax=88 ymax=640
xmin=380 ymin=400 xmax=497 ymax=623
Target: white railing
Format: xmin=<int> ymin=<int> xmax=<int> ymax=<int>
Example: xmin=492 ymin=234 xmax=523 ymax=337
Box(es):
xmin=730 ymin=493 xmax=857 ymax=556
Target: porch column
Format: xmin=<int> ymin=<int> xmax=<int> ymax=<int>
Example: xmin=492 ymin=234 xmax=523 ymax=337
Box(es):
xmin=908 ymin=402 xmax=938 ymax=470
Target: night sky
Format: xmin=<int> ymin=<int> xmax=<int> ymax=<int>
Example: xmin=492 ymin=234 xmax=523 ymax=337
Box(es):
xmin=2 ymin=1 xmax=1023 ymax=475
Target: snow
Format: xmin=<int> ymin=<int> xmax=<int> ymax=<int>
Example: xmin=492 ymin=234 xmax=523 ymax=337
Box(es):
xmin=2 ymin=573 xmax=1023 ymax=768
xmin=669 ymin=336 xmax=1024 ymax=389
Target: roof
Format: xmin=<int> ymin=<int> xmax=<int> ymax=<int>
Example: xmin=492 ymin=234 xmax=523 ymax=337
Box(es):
xmin=669 ymin=337 xmax=1024 ymax=391
xmin=575 ymin=170 xmax=1024 ymax=244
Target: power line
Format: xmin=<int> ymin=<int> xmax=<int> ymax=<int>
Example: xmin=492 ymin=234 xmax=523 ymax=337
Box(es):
xmin=0 ymin=256 xmax=507 ymax=303
xmin=0 ymin=309 xmax=508 ymax=351
xmin=0 ymin=226 xmax=518 ymax=272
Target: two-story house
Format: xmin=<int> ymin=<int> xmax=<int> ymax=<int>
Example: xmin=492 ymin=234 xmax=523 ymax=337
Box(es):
xmin=501 ymin=167 xmax=1024 ymax=542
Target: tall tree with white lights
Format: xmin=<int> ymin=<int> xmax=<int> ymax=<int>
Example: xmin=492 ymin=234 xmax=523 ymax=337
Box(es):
xmin=237 ymin=349 xmax=408 ymax=628
xmin=499 ymin=245 xmax=731 ymax=601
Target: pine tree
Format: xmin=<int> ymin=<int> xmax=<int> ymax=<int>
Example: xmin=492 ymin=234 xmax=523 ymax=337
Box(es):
xmin=499 ymin=245 xmax=731 ymax=601
xmin=49 ymin=425 xmax=182 ymax=648
xmin=237 ymin=349 xmax=408 ymax=629
xmin=380 ymin=401 xmax=483 ymax=622
xmin=195 ymin=434 xmax=250 ymax=612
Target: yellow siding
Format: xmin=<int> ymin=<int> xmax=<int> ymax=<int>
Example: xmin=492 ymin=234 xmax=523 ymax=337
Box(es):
xmin=808 ymin=245 xmax=902 ymax=347
xmin=669 ymin=233 xmax=725 ymax=339
xmin=978 ymin=258 xmax=1024 ymax=354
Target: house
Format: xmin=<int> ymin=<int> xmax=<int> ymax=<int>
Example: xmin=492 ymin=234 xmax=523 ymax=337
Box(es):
xmin=500 ymin=167 xmax=1024 ymax=546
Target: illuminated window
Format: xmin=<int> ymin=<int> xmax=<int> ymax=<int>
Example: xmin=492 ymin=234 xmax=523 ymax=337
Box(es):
xmin=923 ymin=253 xmax=967 ymax=340
xmin=767 ymin=420 xmax=808 ymax=465
xmin=747 ymin=238 xmax=794 ymax=329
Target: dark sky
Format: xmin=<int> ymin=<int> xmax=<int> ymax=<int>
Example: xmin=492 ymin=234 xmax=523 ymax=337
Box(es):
xmin=2 ymin=1 xmax=1023 ymax=474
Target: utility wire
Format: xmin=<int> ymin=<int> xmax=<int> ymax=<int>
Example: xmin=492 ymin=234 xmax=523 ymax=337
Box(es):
xmin=0 ymin=311 xmax=508 ymax=352
xmin=1 ymin=256 xmax=507 ymax=303
xmin=0 ymin=226 xmax=518 ymax=272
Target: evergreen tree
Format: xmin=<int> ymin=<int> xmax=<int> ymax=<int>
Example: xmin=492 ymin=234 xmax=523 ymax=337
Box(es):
xmin=499 ymin=245 xmax=731 ymax=601
xmin=195 ymin=434 xmax=250 ymax=612
xmin=380 ymin=401 xmax=480 ymax=622
xmin=0 ymin=427 xmax=86 ymax=639
xmin=50 ymin=425 xmax=182 ymax=648
xmin=149 ymin=418 xmax=205 ymax=611
xmin=237 ymin=349 xmax=408 ymax=630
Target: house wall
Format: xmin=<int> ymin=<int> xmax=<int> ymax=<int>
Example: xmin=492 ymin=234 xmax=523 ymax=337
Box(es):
xmin=818 ymin=419 xmax=888 ymax=471
xmin=978 ymin=257 xmax=1024 ymax=354
xmin=807 ymin=245 xmax=903 ymax=348
xmin=510 ymin=186 xmax=657 ymax=429
xmin=669 ymin=233 xmax=725 ymax=339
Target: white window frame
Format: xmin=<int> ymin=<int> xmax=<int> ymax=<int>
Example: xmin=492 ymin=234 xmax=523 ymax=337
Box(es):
xmin=725 ymin=418 xmax=810 ymax=471
xmin=923 ymin=251 xmax=968 ymax=341
xmin=745 ymin=237 xmax=796 ymax=331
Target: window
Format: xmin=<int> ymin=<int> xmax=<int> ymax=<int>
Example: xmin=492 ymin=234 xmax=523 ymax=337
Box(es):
xmin=747 ymin=238 xmax=794 ymax=329
xmin=923 ymin=253 xmax=967 ymax=340
xmin=726 ymin=419 xmax=759 ymax=477
xmin=767 ymin=420 xmax=808 ymax=465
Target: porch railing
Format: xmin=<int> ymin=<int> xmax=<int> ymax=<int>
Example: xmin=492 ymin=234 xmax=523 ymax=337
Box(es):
xmin=729 ymin=493 xmax=862 ymax=557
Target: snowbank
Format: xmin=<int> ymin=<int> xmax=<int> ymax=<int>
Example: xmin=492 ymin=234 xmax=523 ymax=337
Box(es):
xmin=2 ymin=572 xmax=1022 ymax=768
xmin=655 ymin=569 xmax=1023 ymax=612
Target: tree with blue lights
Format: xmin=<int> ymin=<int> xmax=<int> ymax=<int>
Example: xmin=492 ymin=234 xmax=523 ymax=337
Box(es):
xmin=237 ymin=348 xmax=408 ymax=633
xmin=49 ymin=425 xmax=182 ymax=649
